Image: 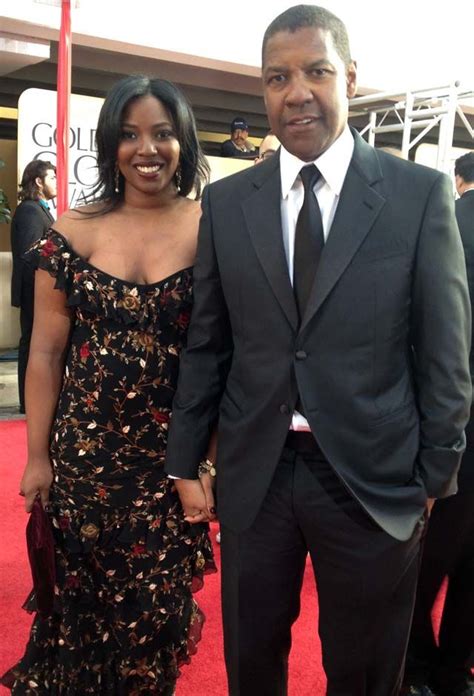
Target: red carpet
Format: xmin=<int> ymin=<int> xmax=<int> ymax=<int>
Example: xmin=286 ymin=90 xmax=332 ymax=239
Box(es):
xmin=0 ymin=420 xmax=325 ymax=695
xmin=1 ymin=421 xmax=456 ymax=694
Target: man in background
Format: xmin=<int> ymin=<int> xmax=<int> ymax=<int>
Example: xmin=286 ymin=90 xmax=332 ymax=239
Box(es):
xmin=220 ymin=116 xmax=258 ymax=159
xmin=11 ymin=159 xmax=56 ymax=413
xmin=403 ymin=151 xmax=474 ymax=696
xmin=455 ymin=152 xmax=474 ymax=241
xmin=255 ymin=131 xmax=281 ymax=163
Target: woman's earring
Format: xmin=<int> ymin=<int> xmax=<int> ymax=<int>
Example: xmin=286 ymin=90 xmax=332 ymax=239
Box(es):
xmin=175 ymin=167 xmax=182 ymax=192
xmin=114 ymin=165 xmax=120 ymax=194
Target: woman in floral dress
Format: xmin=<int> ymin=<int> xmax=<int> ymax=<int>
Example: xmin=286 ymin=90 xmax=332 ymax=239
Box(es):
xmin=1 ymin=75 xmax=216 ymax=695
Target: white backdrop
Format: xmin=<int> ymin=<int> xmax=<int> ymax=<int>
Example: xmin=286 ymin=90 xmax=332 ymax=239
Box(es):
xmin=17 ymin=88 xmax=104 ymax=214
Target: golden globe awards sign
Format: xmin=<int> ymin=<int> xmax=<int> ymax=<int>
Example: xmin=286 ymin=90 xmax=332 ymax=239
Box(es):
xmin=17 ymin=88 xmax=104 ymax=214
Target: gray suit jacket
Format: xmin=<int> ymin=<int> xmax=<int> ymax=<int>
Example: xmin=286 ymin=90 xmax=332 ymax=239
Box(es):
xmin=166 ymin=130 xmax=472 ymax=540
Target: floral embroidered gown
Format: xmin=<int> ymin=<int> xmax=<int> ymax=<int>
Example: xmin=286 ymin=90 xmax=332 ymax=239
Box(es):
xmin=2 ymin=229 xmax=215 ymax=695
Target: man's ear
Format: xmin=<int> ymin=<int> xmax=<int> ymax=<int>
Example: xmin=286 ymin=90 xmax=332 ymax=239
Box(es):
xmin=346 ymin=60 xmax=357 ymax=99
xmin=455 ymin=174 xmax=464 ymax=196
xmin=35 ymin=176 xmax=44 ymax=192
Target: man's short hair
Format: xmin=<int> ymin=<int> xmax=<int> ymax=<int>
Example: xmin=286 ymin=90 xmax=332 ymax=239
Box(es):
xmin=231 ymin=117 xmax=249 ymax=133
xmin=262 ymin=4 xmax=352 ymax=67
xmin=455 ymin=151 xmax=474 ymax=184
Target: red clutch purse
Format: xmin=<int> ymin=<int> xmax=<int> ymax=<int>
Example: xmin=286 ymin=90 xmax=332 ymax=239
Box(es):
xmin=26 ymin=497 xmax=56 ymax=615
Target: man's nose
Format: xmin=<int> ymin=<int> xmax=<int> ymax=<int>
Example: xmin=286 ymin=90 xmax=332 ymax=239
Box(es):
xmin=285 ymin=77 xmax=313 ymax=106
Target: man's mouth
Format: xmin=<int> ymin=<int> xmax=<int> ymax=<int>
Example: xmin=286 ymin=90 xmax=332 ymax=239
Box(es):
xmin=287 ymin=115 xmax=319 ymax=127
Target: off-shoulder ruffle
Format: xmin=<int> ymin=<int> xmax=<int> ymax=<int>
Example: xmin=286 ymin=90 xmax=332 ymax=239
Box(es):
xmin=26 ymin=229 xmax=193 ymax=331
xmin=25 ymin=229 xmax=74 ymax=296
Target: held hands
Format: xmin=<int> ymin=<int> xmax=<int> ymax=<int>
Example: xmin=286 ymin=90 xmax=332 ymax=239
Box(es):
xmin=20 ymin=457 xmax=53 ymax=512
xmin=174 ymin=473 xmax=216 ymax=524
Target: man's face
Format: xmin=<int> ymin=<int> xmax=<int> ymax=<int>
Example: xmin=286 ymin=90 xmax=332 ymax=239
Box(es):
xmin=37 ymin=169 xmax=57 ymax=200
xmin=255 ymin=134 xmax=281 ymax=164
xmin=260 ymin=134 xmax=280 ymax=159
xmin=232 ymin=128 xmax=248 ymax=146
xmin=262 ymin=26 xmax=357 ymax=162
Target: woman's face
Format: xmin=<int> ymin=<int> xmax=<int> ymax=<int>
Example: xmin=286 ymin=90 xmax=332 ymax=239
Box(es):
xmin=117 ymin=94 xmax=180 ymax=201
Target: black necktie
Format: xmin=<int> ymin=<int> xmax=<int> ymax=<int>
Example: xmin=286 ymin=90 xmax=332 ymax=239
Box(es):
xmin=293 ymin=164 xmax=324 ymax=322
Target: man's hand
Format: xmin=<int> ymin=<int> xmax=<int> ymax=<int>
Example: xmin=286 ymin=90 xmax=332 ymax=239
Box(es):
xmin=174 ymin=478 xmax=215 ymax=524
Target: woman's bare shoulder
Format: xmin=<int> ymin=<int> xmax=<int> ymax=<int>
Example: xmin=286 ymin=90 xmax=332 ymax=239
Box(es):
xmin=184 ymin=198 xmax=202 ymax=212
xmin=52 ymin=202 xmax=108 ymax=240
xmin=179 ymin=197 xmax=202 ymax=222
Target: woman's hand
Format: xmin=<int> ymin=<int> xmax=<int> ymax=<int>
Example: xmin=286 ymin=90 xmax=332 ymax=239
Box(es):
xmin=200 ymin=472 xmax=217 ymax=521
xmin=20 ymin=457 xmax=53 ymax=512
xmin=174 ymin=478 xmax=212 ymax=524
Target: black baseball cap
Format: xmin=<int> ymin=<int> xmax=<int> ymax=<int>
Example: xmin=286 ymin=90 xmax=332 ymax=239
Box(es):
xmin=231 ymin=117 xmax=249 ymax=132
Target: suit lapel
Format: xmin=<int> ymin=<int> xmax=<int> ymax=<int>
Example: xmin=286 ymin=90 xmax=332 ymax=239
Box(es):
xmin=300 ymin=132 xmax=386 ymax=332
xmin=36 ymin=200 xmax=54 ymax=225
xmin=242 ymin=155 xmax=299 ymax=332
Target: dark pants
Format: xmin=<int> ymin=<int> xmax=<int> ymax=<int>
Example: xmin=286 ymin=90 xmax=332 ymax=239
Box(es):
xmin=405 ymin=489 xmax=474 ymax=693
xmin=221 ymin=433 xmax=423 ymax=696
xmin=18 ymin=282 xmax=34 ymax=412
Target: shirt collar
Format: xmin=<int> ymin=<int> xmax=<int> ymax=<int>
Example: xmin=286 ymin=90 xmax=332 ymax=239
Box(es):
xmin=280 ymin=125 xmax=354 ymax=199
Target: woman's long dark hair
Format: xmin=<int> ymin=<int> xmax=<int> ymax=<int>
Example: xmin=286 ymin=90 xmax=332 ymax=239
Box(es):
xmin=88 ymin=75 xmax=209 ymax=213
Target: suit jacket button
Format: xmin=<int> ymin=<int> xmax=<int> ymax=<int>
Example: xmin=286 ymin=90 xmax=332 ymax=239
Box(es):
xmin=280 ymin=404 xmax=290 ymax=414
xmin=295 ymin=350 xmax=307 ymax=360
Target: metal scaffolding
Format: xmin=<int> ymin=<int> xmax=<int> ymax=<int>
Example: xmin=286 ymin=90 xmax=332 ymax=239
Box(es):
xmin=350 ymin=82 xmax=474 ymax=172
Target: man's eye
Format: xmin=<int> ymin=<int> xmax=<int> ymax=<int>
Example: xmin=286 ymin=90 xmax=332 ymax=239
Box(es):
xmin=268 ymin=74 xmax=285 ymax=85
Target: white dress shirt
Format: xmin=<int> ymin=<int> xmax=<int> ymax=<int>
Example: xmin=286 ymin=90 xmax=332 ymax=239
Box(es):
xmin=279 ymin=126 xmax=355 ymax=430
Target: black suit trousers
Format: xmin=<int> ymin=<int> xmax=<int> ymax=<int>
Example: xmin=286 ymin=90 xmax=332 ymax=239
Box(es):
xmin=18 ymin=279 xmax=35 ymax=411
xmin=405 ymin=488 xmax=474 ymax=690
xmin=220 ymin=436 xmax=423 ymax=696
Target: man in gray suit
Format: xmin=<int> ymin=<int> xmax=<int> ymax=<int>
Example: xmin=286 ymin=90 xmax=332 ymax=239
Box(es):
xmin=11 ymin=160 xmax=56 ymax=413
xmin=165 ymin=6 xmax=472 ymax=695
